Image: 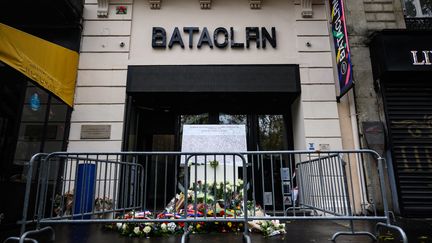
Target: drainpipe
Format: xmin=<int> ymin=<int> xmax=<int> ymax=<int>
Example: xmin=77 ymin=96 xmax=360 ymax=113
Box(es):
xmin=348 ymin=90 xmax=370 ymax=212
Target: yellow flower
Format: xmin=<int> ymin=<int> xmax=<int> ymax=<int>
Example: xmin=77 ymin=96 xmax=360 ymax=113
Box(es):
xmin=227 ymin=222 xmax=232 ymax=228
xmin=196 ymin=224 xmax=201 ymax=229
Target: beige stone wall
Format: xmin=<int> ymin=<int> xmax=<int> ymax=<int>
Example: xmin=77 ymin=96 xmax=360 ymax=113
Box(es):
xmin=70 ymin=0 xmax=346 ymax=153
xmin=68 ymin=0 xmax=132 ymax=152
xmin=67 ymin=0 xmax=373 ymax=214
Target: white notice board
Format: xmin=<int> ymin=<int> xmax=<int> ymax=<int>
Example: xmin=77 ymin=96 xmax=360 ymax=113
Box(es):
xmin=181 ymin=124 xmax=247 ymax=165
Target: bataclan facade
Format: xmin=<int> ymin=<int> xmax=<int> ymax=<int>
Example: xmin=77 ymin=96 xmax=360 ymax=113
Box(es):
xmin=0 ymin=0 xmax=371 ymax=231
xmin=69 ymin=0 xmax=366 ymax=212
xmin=73 ymin=0 xmax=355 ymax=156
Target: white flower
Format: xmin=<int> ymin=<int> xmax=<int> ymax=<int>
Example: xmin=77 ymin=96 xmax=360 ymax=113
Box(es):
xmin=116 ymin=223 xmax=123 ymax=230
xmin=236 ymin=179 xmax=243 ymax=187
xmin=168 ymin=222 xmax=176 ymax=232
xmin=216 ymin=183 xmax=221 ymax=189
xmin=272 ymin=220 xmax=280 ymax=228
xmin=143 ymin=226 xmax=151 ymax=234
xmin=133 ymin=227 xmax=140 ymax=235
xmin=160 ymin=223 xmax=167 ymax=232
xmin=279 ymin=223 xmax=286 ymax=231
xmin=279 ymin=227 xmax=286 ymax=234
xmin=122 ymin=223 xmax=127 ymax=231
xmin=226 ymin=184 xmax=232 ymax=191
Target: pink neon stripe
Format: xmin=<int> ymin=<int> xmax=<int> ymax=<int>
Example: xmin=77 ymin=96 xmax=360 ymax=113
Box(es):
xmin=345 ymin=65 xmax=351 ymax=85
xmin=340 ymin=0 xmax=350 ymax=52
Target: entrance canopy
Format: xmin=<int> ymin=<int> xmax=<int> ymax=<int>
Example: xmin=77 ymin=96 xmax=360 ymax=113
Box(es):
xmin=0 ymin=23 xmax=79 ymax=107
xmin=127 ymin=64 xmax=300 ymax=93
xmin=126 ymin=64 xmax=300 ymax=112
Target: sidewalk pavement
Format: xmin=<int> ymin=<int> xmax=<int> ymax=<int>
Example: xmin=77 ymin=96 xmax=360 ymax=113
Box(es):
xmin=394 ymin=217 xmax=432 ymax=243
xmin=2 ymin=219 xmax=431 ymax=242
xmin=52 ymin=221 xmax=377 ymax=243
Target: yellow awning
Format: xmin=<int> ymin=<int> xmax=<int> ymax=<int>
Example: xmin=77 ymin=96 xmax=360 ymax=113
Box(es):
xmin=0 ymin=23 xmax=79 ymax=107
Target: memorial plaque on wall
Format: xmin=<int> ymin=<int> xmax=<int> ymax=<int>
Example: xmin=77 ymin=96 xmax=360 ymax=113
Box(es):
xmin=80 ymin=125 xmax=111 ymax=139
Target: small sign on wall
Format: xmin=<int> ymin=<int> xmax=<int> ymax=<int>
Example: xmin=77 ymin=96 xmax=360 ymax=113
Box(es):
xmin=116 ymin=6 xmax=127 ymax=15
xmin=264 ymin=192 xmax=273 ymax=206
xmin=81 ymin=125 xmax=111 ymax=139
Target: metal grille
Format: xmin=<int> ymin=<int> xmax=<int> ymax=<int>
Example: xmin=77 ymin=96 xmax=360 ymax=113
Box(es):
xmin=405 ymin=17 xmax=432 ymax=30
xmin=6 ymin=151 xmax=408 ymax=243
xmin=382 ymin=80 xmax=432 ymax=217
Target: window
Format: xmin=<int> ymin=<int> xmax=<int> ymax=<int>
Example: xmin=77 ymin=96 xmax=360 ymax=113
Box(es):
xmin=13 ymin=82 xmax=71 ymax=180
xmin=404 ymin=0 xmax=432 ymax=17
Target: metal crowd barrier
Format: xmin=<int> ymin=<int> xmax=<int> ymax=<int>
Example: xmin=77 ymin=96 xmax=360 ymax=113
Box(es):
xmin=4 ymin=150 xmax=407 ymax=243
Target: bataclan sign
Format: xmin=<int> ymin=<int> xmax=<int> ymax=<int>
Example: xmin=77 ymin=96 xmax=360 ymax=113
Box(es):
xmin=152 ymin=27 xmax=277 ymax=49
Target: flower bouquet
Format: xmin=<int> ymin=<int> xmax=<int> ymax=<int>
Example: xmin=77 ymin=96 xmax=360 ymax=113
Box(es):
xmin=109 ymin=179 xmax=286 ymax=238
xmin=94 ymin=197 xmax=113 ymax=219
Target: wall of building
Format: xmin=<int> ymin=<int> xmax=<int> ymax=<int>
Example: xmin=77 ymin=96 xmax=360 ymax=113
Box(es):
xmin=345 ymin=0 xmax=405 ymax=125
xmin=69 ymin=0 xmax=132 ymax=152
xmin=70 ymin=0 xmax=346 ymax=153
xmin=65 ymin=0 xmax=375 ymax=213
xmin=344 ymin=0 xmax=406 ymax=211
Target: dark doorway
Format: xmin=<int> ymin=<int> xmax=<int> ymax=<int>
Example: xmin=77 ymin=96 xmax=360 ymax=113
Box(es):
xmin=123 ymin=92 xmax=296 ymax=210
xmin=123 ymin=64 xmax=300 ymax=210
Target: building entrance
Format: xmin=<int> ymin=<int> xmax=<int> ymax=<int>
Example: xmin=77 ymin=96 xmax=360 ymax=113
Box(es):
xmin=124 ymin=64 xmax=301 ymax=209
xmin=123 ymin=92 xmax=296 ymax=210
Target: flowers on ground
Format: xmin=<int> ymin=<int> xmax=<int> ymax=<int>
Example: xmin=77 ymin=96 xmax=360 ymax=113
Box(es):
xmin=109 ymin=180 xmax=286 ymax=238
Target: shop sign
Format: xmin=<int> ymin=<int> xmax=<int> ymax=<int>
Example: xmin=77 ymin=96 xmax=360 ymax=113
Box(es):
xmin=152 ymin=27 xmax=276 ymax=49
xmin=330 ymin=0 xmax=353 ymax=99
xmin=116 ymin=6 xmax=127 ymax=15
xmin=370 ymin=31 xmax=432 ymax=77
xmin=410 ymin=50 xmax=432 ymax=65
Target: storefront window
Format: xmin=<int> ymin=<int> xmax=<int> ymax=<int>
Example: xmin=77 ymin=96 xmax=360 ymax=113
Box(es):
xmin=13 ymin=84 xmax=48 ymax=166
xmin=12 ymin=82 xmax=70 ymax=180
xmin=258 ymin=115 xmax=287 ymax=151
xmin=404 ymin=0 xmax=432 ymax=17
xmin=219 ymin=114 xmax=247 ymax=125
xmin=44 ymin=96 xmax=68 ymax=153
xmin=180 ymin=113 xmax=209 ymax=125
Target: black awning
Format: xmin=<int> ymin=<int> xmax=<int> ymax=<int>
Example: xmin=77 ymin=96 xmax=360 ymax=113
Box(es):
xmin=370 ymin=30 xmax=432 ymax=81
xmin=0 ymin=0 xmax=83 ymax=52
xmin=126 ymin=64 xmax=300 ymax=93
xmin=0 ymin=0 xmax=83 ymax=27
